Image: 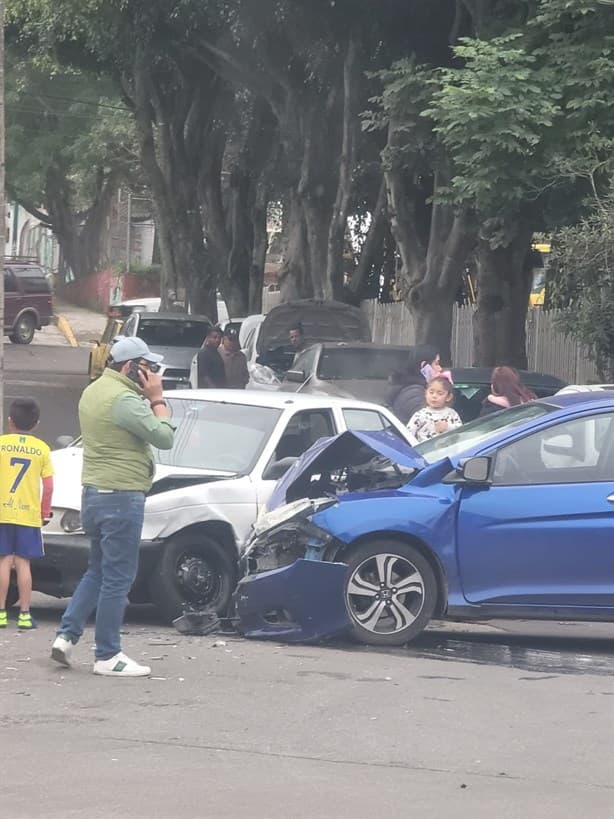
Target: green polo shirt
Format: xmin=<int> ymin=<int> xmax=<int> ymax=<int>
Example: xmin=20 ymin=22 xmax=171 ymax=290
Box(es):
xmin=79 ymin=369 xmax=175 ymax=492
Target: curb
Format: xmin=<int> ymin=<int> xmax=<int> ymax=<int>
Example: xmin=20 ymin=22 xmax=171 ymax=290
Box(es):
xmin=55 ymin=315 xmax=79 ymax=348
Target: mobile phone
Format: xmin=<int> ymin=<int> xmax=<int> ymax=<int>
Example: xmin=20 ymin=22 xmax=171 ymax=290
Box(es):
xmin=127 ymin=361 xmax=143 ymax=383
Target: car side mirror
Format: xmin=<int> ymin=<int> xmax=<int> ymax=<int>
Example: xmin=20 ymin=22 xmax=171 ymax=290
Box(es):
xmin=462 ymin=456 xmax=491 ymax=483
xmin=285 ymin=369 xmax=305 ymax=383
xmin=262 ymin=456 xmax=298 ymax=481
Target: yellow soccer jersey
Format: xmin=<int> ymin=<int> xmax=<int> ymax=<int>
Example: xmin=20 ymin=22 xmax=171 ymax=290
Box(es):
xmin=0 ymin=434 xmax=53 ymax=527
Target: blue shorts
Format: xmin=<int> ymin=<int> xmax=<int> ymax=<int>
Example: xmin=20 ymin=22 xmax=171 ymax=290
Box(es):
xmin=0 ymin=524 xmax=44 ymax=559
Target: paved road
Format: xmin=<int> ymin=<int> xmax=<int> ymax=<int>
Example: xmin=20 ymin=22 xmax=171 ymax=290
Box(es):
xmin=3 ymin=326 xmax=614 ymax=817
xmin=3 ymin=598 xmax=614 ymax=819
xmin=3 ymin=342 xmax=88 ymax=444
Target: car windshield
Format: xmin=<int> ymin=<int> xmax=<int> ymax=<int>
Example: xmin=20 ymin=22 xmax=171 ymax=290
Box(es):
xmin=317 ymin=348 xmax=409 ymax=380
xmin=415 ymin=402 xmax=555 ymax=464
xmin=153 ymin=399 xmax=282 ymax=474
xmin=138 ymin=319 xmax=210 ymax=348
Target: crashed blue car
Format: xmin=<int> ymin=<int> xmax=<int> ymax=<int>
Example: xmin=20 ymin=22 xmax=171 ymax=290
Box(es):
xmin=235 ymin=392 xmax=614 ymax=645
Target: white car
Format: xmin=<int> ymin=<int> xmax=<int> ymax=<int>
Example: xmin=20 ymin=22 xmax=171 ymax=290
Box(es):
xmin=39 ymin=390 xmax=413 ymax=622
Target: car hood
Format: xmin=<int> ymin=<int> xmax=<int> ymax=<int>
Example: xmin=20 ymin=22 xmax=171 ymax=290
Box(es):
xmin=50 ymin=447 xmax=237 ymax=510
xmin=151 ymin=346 xmax=200 ymax=369
xmin=268 ymin=429 xmax=428 ymax=510
xmin=257 ymin=300 xmax=371 ymax=354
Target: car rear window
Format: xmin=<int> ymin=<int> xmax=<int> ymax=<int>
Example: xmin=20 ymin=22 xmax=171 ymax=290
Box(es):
xmin=317 ymin=348 xmax=409 ymax=380
xmin=137 ymin=319 xmax=211 ymax=348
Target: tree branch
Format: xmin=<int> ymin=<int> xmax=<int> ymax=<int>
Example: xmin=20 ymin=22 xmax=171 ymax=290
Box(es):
xmin=14 ymin=198 xmax=53 ymax=227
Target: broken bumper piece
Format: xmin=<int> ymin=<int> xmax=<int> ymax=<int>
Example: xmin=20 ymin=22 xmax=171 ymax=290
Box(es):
xmin=234 ymin=559 xmax=350 ymax=643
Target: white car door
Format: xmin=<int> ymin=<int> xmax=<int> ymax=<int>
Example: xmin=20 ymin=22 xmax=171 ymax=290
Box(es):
xmin=254 ymin=407 xmax=337 ymax=513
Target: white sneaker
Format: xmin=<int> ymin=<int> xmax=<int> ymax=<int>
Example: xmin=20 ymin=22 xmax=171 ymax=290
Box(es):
xmin=51 ymin=634 xmax=74 ymax=667
xmin=93 ymin=652 xmax=151 ymax=677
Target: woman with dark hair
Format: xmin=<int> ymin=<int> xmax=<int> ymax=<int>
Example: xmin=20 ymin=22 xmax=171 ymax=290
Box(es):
xmin=479 ymin=366 xmax=537 ymax=416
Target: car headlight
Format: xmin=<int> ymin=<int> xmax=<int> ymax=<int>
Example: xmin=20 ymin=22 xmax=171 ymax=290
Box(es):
xmin=243 ymin=517 xmax=335 ymax=575
xmin=44 ymin=508 xmax=83 ymax=535
xmin=252 ymin=497 xmax=338 ymax=540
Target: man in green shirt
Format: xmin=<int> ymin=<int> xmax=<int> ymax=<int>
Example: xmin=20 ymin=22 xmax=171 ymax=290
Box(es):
xmin=51 ymin=336 xmax=175 ymax=677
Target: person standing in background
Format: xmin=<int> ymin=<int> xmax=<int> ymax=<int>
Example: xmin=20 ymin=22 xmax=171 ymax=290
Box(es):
xmin=480 ymin=366 xmax=537 ymax=416
xmin=289 ymin=322 xmax=308 ymax=360
xmin=0 ymin=398 xmax=53 ymax=631
xmin=219 ymin=328 xmax=249 ymax=389
xmin=197 ymin=326 xmax=226 ymax=388
xmin=407 ymin=376 xmax=462 ymax=442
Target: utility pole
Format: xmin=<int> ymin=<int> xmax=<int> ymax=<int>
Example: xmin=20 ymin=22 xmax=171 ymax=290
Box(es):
xmin=0 ymin=0 xmax=5 ymax=435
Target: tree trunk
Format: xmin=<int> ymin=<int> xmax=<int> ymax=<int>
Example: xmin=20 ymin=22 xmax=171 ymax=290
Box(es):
xmin=278 ymin=192 xmax=311 ymax=301
xmin=326 ymin=34 xmax=359 ymax=301
xmin=36 ymin=163 xmax=117 ymax=279
xmin=249 ymin=183 xmax=268 ymax=313
xmin=384 ymin=142 xmax=475 ymax=362
xmin=130 ymin=54 xmax=213 ymax=314
xmin=473 ymin=220 xmax=533 ymax=368
xmin=348 ymin=177 xmax=387 ymax=298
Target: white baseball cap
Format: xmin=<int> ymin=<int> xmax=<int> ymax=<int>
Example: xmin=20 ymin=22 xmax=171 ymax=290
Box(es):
xmin=109 ymin=336 xmax=164 ymax=364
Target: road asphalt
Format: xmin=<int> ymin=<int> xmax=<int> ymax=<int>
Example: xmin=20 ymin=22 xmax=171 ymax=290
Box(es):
xmin=3 ymin=599 xmax=614 ymax=819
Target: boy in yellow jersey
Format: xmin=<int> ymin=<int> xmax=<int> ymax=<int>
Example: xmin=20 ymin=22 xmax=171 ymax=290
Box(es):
xmin=0 ymin=398 xmax=53 ymax=629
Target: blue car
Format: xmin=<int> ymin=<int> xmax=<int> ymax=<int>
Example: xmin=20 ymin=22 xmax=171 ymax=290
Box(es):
xmin=236 ymin=392 xmax=614 ymax=645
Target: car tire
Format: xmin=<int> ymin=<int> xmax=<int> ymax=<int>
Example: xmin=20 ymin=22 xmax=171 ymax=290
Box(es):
xmin=344 ymin=539 xmax=438 ymax=647
xmin=148 ymin=532 xmax=237 ymax=624
xmin=10 ymin=313 xmax=36 ymax=344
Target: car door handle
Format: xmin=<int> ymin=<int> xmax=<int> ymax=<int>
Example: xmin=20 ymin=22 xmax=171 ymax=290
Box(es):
xmin=607 ymin=494 xmax=614 ymax=503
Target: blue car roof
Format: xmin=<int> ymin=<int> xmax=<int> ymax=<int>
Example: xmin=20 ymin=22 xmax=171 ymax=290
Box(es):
xmin=538 ymin=392 xmax=614 ymax=410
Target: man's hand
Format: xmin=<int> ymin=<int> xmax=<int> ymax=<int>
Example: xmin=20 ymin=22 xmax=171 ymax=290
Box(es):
xmin=139 ymin=367 xmax=164 ymax=403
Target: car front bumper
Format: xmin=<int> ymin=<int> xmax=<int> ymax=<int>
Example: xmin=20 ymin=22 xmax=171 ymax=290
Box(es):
xmin=37 ymin=534 xmax=163 ymax=599
xmin=233 ymin=559 xmax=351 ymax=643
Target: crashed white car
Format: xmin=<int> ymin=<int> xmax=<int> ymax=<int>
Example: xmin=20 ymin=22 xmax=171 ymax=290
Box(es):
xmin=38 ymin=390 xmax=414 ymax=622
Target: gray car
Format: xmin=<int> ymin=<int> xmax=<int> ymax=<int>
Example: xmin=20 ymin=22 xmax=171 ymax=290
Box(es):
xmin=118 ymin=311 xmax=212 ymax=389
xmin=280 ymin=342 xmax=412 ymax=404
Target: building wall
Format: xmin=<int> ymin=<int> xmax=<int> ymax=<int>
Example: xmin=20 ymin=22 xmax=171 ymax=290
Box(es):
xmin=58 ymin=269 xmax=160 ymax=312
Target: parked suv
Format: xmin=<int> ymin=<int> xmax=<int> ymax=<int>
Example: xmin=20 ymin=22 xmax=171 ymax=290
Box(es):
xmin=4 ymin=259 xmax=53 ymax=344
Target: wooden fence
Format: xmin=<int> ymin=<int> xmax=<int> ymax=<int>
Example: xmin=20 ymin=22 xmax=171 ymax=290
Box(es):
xmin=362 ymin=300 xmax=599 ymax=384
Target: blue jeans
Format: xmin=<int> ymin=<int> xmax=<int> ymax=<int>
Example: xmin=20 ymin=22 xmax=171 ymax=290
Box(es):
xmin=58 ymin=487 xmax=145 ymax=660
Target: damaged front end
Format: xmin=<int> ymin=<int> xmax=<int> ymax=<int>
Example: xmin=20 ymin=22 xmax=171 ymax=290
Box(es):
xmin=233 ymin=430 xmax=427 ymax=643
xmin=233 ymin=498 xmax=349 ymax=642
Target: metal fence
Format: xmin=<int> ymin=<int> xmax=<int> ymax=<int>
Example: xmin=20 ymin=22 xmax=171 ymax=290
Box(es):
xmin=362 ymin=300 xmax=599 ymax=384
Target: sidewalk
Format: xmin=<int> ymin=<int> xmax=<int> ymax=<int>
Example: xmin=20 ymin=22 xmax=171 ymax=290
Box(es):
xmin=54 ymin=299 xmax=107 ymax=346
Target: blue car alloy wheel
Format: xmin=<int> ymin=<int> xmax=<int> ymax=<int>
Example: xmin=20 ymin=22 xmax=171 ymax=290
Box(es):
xmin=343 ymin=540 xmax=438 ymax=646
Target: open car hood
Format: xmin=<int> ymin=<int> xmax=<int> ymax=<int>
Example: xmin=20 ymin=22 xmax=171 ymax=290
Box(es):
xmin=256 ymin=299 xmax=371 ymax=354
xmin=268 ymin=428 xmax=428 ymax=510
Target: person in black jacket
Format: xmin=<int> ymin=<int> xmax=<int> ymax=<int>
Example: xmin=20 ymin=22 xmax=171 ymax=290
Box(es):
xmin=197 ymin=327 xmax=226 ymax=388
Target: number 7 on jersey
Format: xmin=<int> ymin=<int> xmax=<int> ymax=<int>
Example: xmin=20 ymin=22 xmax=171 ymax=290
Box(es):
xmin=9 ymin=457 xmax=32 ymax=493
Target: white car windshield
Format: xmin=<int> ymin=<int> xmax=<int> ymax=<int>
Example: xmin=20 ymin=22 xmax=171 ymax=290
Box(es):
xmin=415 ymin=402 xmax=555 ymax=464
xmin=154 ymin=399 xmax=282 ymax=474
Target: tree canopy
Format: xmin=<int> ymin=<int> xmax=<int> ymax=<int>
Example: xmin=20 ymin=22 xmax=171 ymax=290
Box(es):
xmin=7 ymin=0 xmax=614 ymax=361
